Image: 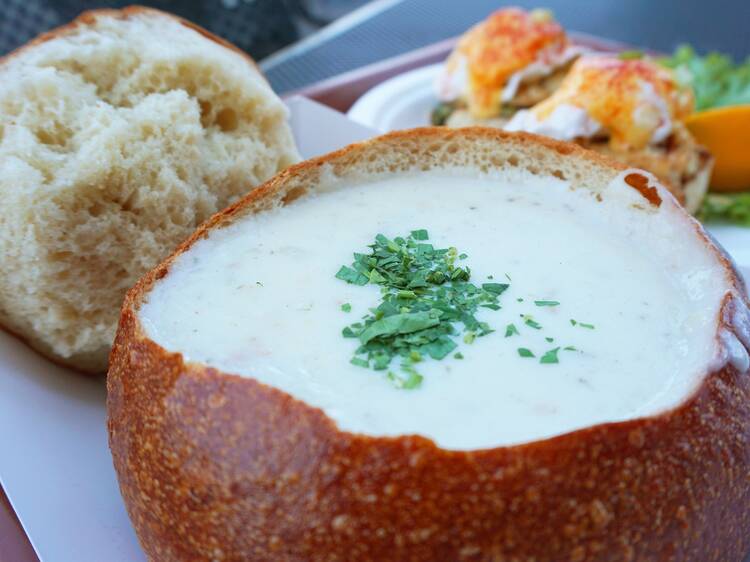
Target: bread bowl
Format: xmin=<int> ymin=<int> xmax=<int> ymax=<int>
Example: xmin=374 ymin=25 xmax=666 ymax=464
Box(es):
xmin=0 ymin=7 xmax=298 ymax=372
xmin=108 ymin=127 xmax=750 ymax=561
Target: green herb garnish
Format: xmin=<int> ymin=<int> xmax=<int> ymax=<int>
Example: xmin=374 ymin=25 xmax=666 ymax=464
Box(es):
xmin=341 ymin=303 xmax=352 ymax=313
xmin=335 ymin=265 xmax=368 ymax=286
xmin=518 ymin=348 xmax=535 ymax=358
xmin=337 ymin=230 xmax=506 ymax=388
xmin=387 ymin=369 xmax=423 ymax=389
xmin=505 ymin=323 xmax=519 ymax=337
xmin=540 ymin=348 xmax=560 ymax=364
xmin=534 ymin=300 xmax=560 ymax=307
xmin=454 ymin=352 xmax=464 ymax=360
xmin=483 ymin=283 xmax=510 ymax=295
xmin=571 ymin=319 xmax=595 ymax=330
xmin=523 ymin=315 xmax=542 ymax=330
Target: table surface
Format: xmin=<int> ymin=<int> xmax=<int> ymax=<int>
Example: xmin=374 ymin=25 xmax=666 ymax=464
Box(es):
xmin=262 ymin=0 xmax=750 ymax=94
xmin=3 ymin=1 xmax=750 ymax=560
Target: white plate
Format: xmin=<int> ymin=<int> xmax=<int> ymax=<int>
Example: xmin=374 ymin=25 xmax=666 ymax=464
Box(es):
xmin=348 ymin=63 xmax=443 ymax=133
xmin=0 ymin=97 xmax=378 ymax=562
xmin=347 ymin=64 xmax=750 ymax=274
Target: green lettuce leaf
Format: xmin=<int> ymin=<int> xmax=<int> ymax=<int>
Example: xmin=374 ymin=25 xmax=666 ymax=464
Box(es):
xmin=661 ymin=45 xmax=750 ymax=111
xmin=698 ymin=193 xmax=750 ymax=227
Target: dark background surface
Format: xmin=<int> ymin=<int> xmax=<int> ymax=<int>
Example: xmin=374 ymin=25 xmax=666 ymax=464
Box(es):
xmin=0 ymin=0 xmax=371 ymax=59
xmin=1 ymin=0 xmax=749 ymax=94
xmin=262 ymin=0 xmax=750 ymax=92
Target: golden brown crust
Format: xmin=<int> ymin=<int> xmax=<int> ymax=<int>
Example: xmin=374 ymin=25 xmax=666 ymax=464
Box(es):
xmin=0 ymin=6 xmax=264 ymax=78
xmin=108 ymin=128 xmax=750 ymax=561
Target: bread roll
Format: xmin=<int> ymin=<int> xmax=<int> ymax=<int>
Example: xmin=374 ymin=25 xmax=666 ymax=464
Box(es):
xmin=0 ymin=7 xmax=299 ymax=373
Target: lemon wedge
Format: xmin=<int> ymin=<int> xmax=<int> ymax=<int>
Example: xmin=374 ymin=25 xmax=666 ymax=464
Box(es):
xmin=685 ymin=105 xmax=750 ymax=192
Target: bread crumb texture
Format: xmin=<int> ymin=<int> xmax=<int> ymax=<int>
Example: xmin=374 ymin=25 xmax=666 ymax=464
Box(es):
xmin=0 ymin=9 xmax=299 ymax=372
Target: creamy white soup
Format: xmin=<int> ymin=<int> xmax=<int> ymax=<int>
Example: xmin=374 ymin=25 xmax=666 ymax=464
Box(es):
xmin=140 ymin=168 xmax=731 ymax=450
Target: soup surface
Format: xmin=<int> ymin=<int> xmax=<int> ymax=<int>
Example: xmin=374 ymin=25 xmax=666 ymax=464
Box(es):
xmin=140 ymin=168 xmax=728 ymax=449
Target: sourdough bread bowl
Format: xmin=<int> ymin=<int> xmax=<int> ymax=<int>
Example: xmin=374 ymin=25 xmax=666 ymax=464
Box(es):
xmin=108 ymin=128 xmax=750 ymax=561
xmin=0 ymin=7 xmax=298 ymax=373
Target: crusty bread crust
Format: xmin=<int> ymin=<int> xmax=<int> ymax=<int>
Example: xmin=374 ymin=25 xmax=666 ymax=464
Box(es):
xmin=1 ymin=6 xmax=264 ymax=78
xmin=108 ymin=127 xmax=750 ymax=561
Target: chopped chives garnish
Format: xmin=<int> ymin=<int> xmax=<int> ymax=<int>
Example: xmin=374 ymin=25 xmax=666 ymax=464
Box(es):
xmin=534 ymin=300 xmax=560 ymax=307
xmin=335 ymin=265 xmax=368 ymax=285
xmin=482 ymin=283 xmax=510 ymax=295
xmin=518 ymin=348 xmax=535 ymax=358
xmin=387 ymin=370 xmax=423 ymax=389
xmin=523 ymin=315 xmax=542 ymax=330
xmin=341 ymin=303 xmax=352 ymax=313
xmin=505 ymin=323 xmax=519 ymax=337
xmin=540 ymin=348 xmax=560 ymax=364
xmin=337 ymin=230 xmax=507 ymax=388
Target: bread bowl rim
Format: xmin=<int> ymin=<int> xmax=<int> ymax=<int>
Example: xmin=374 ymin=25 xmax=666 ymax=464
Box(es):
xmin=118 ymin=125 xmax=748 ymax=445
xmin=107 ymin=127 xmax=750 ymax=561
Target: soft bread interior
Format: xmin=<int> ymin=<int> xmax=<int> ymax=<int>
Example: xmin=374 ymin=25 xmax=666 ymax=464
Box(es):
xmin=138 ymin=129 xmax=736 ymax=449
xmin=0 ymin=9 xmax=299 ymax=371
